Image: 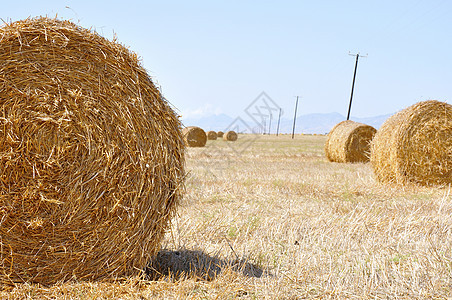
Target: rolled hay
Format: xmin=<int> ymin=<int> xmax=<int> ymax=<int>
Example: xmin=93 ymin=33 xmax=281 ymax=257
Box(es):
xmin=182 ymin=126 xmax=207 ymax=147
xmin=370 ymin=100 xmax=452 ymax=186
xmin=325 ymin=120 xmax=376 ymax=163
xmin=0 ymin=17 xmax=185 ymax=284
xmin=217 ymin=131 xmax=224 ymax=138
xmin=207 ymin=130 xmax=218 ymax=140
xmin=223 ymin=131 xmax=238 ymax=141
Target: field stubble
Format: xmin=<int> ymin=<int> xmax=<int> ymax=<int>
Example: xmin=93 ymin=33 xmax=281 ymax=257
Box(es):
xmin=3 ymin=134 xmax=452 ymax=299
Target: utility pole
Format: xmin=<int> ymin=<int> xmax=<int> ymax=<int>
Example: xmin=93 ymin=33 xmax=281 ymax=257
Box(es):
xmin=276 ymin=108 xmax=282 ymax=136
xmin=347 ymin=52 xmax=367 ymax=120
xmin=291 ymin=96 xmax=300 ymax=139
xmin=268 ymin=113 xmax=272 ymax=135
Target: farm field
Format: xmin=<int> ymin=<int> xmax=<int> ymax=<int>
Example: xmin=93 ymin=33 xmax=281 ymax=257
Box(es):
xmin=3 ymin=134 xmax=452 ymax=299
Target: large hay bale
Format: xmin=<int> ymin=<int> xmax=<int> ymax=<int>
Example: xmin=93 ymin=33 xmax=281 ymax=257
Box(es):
xmin=0 ymin=17 xmax=185 ymax=284
xmin=217 ymin=131 xmax=224 ymax=138
xmin=207 ymin=130 xmax=217 ymax=140
xmin=325 ymin=120 xmax=376 ymax=163
xmin=370 ymin=100 xmax=452 ymax=186
xmin=182 ymin=126 xmax=207 ymax=147
xmin=223 ymin=131 xmax=238 ymax=141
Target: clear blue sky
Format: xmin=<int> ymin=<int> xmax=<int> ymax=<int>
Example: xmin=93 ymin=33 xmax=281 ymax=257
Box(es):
xmin=3 ymin=1 xmax=451 ymax=120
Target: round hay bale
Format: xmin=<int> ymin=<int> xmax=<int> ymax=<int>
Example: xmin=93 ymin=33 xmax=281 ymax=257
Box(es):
xmin=223 ymin=131 xmax=238 ymax=141
xmin=207 ymin=130 xmax=217 ymax=140
xmin=182 ymin=126 xmax=207 ymax=147
xmin=325 ymin=120 xmax=376 ymax=163
xmin=0 ymin=17 xmax=185 ymax=284
xmin=370 ymin=100 xmax=452 ymax=186
xmin=217 ymin=131 xmax=224 ymax=138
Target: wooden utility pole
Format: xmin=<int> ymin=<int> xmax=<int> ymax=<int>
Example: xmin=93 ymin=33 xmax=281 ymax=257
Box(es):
xmin=268 ymin=113 xmax=272 ymax=135
xmin=347 ymin=52 xmax=367 ymax=120
xmin=276 ymin=108 xmax=282 ymax=136
xmin=291 ymin=96 xmax=299 ymax=139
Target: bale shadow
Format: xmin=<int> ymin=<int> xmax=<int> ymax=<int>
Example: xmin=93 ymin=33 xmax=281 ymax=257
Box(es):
xmin=145 ymin=249 xmax=265 ymax=281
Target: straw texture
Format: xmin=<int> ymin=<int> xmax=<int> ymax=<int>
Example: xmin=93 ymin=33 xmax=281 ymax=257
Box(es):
xmin=182 ymin=126 xmax=207 ymax=147
xmin=325 ymin=120 xmax=376 ymax=163
xmin=223 ymin=131 xmax=238 ymax=141
xmin=217 ymin=131 xmax=224 ymax=138
xmin=0 ymin=17 xmax=185 ymax=284
xmin=207 ymin=131 xmax=217 ymax=140
xmin=370 ymin=100 xmax=452 ymax=186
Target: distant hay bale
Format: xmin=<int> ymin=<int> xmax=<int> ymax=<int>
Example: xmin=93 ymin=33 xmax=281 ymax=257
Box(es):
xmin=182 ymin=126 xmax=207 ymax=147
xmin=370 ymin=100 xmax=452 ymax=186
xmin=223 ymin=130 xmax=238 ymax=141
xmin=207 ymin=130 xmax=218 ymax=140
xmin=217 ymin=131 xmax=224 ymax=138
xmin=0 ymin=17 xmax=185 ymax=284
xmin=325 ymin=120 xmax=376 ymax=163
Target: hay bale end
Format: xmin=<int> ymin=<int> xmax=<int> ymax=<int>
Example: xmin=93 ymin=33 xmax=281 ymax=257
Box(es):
xmin=182 ymin=126 xmax=207 ymax=147
xmin=207 ymin=130 xmax=218 ymax=140
xmin=371 ymin=100 xmax=452 ymax=186
xmin=324 ymin=120 xmax=376 ymax=163
xmin=223 ymin=131 xmax=238 ymax=141
xmin=0 ymin=17 xmax=185 ymax=284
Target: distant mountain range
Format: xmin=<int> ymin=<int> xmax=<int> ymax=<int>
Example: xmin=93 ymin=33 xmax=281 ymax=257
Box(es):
xmin=182 ymin=112 xmax=392 ymax=134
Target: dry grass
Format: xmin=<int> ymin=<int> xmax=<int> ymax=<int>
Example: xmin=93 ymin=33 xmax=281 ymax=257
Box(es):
xmin=2 ymin=134 xmax=452 ymax=298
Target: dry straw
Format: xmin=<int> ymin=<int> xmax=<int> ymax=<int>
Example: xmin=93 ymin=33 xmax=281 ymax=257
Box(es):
xmin=207 ymin=131 xmax=218 ymax=140
xmin=371 ymin=100 xmax=452 ymax=186
xmin=0 ymin=17 xmax=185 ymax=284
xmin=223 ymin=131 xmax=238 ymax=141
xmin=182 ymin=126 xmax=207 ymax=147
xmin=325 ymin=120 xmax=376 ymax=163
xmin=217 ymin=131 xmax=224 ymax=138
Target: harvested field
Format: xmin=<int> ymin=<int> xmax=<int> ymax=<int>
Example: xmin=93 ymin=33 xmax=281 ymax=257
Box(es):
xmin=2 ymin=135 xmax=451 ymax=298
